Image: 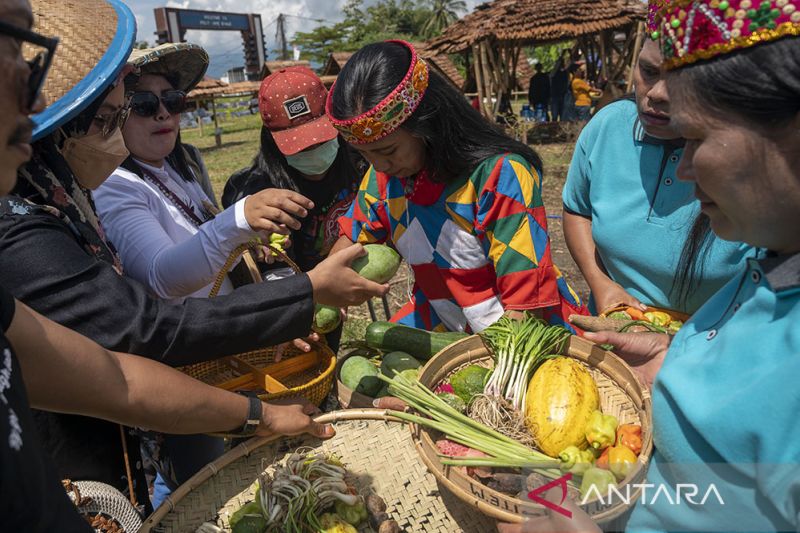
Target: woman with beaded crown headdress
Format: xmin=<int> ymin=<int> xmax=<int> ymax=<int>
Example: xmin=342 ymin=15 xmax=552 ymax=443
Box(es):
xmin=499 ymin=0 xmax=800 ymax=530
xmin=328 ymin=40 xmax=588 ymax=334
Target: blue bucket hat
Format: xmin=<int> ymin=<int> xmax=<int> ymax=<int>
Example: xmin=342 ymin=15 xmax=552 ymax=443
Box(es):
xmin=29 ymin=0 xmax=136 ymax=141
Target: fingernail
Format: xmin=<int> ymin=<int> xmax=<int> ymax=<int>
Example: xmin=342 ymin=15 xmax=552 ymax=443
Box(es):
xmin=372 ymin=399 xmax=381 ymax=407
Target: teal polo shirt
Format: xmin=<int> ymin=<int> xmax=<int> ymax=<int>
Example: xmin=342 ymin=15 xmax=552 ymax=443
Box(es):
xmin=562 ymin=99 xmax=753 ymax=314
xmin=627 ymin=253 xmax=800 ymax=532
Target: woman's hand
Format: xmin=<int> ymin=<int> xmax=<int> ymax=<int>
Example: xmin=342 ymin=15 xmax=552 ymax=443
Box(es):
xmin=593 ymin=280 xmax=647 ymax=314
xmin=258 ymin=398 xmax=334 ymax=438
xmin=273 ymin=332 xmax=321 ymax=362
xmin=244 ymin=189 xmax=314 ymax=235
xmin=584 ymin=331 xmax=671 ymax=386
xmin=307 ymin=244 xmax=389 ymax=307
xmin=496 ymin=483 xmax=601 ymax=533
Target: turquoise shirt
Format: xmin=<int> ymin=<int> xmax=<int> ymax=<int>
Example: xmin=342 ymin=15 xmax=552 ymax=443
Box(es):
xmin=562 ymin=100 xmax=753 ymax=314
xmin=627 ymin=253 xmax=800 ymax=532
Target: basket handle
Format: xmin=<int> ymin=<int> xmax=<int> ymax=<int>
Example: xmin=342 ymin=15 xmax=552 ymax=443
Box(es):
xmin=208 ymin=241 xmax=303 ymax=298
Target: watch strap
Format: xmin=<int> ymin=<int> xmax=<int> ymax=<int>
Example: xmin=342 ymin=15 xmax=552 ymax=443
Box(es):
xmin=237 ymin=395 xmax=262 ymax=437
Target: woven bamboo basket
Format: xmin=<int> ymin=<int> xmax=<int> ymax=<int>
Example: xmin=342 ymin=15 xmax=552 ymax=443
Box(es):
xmin=600 ymin=304 xmax=690 ymax=323
xmin=138 ymin=409 xmax=496 ymax=532
xmin=412 ymin=335 xmax=653 ymax=524
xmin=178 ymin=243 xmax=335 ymax=406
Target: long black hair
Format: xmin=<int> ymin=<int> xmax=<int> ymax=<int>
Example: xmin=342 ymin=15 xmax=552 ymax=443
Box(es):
xmin=250 ymin=127 xmax=355 ymax=194
xmin=329 ymin=41 xmax=543 ymax=182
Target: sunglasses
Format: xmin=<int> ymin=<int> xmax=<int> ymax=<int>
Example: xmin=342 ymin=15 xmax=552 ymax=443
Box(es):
xmin=0 ymin=19 xmax=59 ymax=111
xmin=94 ymin=105 xmax=130 ymax=137
xmin=129 ymin=90 xmax=187 ymax=118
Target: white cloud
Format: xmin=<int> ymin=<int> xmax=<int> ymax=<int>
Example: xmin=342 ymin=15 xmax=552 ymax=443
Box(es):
xmin=129 ymin=0 xmax=480 ymax=77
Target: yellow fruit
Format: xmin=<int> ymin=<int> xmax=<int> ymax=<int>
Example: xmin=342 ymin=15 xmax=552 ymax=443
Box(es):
xmin=524 ymin=357 xmax=600 ymax=457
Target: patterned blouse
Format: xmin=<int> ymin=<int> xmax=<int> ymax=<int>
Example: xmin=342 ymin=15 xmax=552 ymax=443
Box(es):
xmin=338 ymin=153 xmax=586 ymax=332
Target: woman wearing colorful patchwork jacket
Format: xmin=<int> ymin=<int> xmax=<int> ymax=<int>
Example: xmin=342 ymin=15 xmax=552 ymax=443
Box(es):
xmin=328 ymin=40 xmax=587 ymax=333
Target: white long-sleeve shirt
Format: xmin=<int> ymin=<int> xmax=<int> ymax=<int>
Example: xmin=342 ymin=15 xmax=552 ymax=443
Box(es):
xmin=94 ymin=160 xmax=257 ymax=303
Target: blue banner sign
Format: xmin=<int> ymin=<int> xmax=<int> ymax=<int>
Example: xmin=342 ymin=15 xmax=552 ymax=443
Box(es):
xmin=178 ymin=11 xmax=250 ymax=31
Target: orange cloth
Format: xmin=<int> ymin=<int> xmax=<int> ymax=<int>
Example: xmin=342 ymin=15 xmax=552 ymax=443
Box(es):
xmin=571 ymin=77 xmax=592 ymax=107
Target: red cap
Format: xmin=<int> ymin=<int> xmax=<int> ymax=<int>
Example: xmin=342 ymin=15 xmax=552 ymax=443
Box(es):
xmin=258 ymin=66 xmax=338 ymax=156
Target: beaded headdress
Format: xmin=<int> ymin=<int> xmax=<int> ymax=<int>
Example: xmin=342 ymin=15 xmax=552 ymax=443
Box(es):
xmin=652 ymin=0 xmax=800 ymax=69
xmin=326 ymin=40 xmax=429 ymax=144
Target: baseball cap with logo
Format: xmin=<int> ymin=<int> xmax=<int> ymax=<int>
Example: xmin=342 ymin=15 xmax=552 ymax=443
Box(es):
xmin=259 ymin=66 xmax=339 ymax=156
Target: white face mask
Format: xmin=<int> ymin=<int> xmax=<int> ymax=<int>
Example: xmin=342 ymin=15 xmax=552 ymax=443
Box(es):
xmin=285 ymin=138 xmax=339 ymax=176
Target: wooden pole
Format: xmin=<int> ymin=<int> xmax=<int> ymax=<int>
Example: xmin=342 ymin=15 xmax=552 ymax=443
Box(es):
xmin=626 ymin=22 xmax=645 ymax=93
xmin=599 ymin=31 xmax=609 ymax=82
xmin=211 ymin=94 xmax=221 ymax=148
xmin=611 ymin=23 xmax=637 ymax=80
xmin=473 ymin=44 xmax=490 ymax=118
xmin=479 ymin=42 xmax=496 ymax=114
xmin=197 ymin=99 xmax=204 ymax=135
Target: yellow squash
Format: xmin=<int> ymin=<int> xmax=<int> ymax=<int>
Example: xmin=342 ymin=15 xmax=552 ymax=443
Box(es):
xmin=525 ymin=357 xmax=600 ymax=457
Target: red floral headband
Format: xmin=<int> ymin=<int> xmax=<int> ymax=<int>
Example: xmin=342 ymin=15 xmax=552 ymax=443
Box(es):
xmin=325 ymin=40 xmax=429 ymax=144
xmin=653 ymin=0 xmax=800 ymax=69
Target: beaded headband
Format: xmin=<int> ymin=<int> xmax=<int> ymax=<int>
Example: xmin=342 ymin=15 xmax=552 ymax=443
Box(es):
xmin=653 ymin=0 xmax=800 ymax=69
xmin=325 ymin=40 xmax=429 ymax=144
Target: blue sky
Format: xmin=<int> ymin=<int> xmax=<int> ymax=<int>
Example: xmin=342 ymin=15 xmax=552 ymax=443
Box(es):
xmin=131 ymin=0 xmax=480 ymax=77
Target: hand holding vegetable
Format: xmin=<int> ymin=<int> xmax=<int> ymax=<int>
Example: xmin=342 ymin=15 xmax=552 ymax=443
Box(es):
xmin=495 ymin=483 xmax=601 ymax=533
xmin=583 ymin=331 xmax=670 ymax=386
xmin=595 ymin=281 xmax=647 ymax=315
xmin=244 ymin=188 xmax=313 ymax=234
xmin=307 ymin=244 xmax=390 ymax=307
xmin=259 ymin=397 xmax=334 ymax=439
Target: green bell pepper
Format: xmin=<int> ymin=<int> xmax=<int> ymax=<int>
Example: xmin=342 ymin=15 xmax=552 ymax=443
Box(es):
xmin=580 ymin=467 xmax=617 ymax=498
xmin=585 ymin=410 xmax=618 ymax=450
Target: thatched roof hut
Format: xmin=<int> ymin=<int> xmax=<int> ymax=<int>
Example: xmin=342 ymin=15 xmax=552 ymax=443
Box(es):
xmin=320 ymin=52 xmax=355 ymax=77
xmin=259 ymin=60 xmax=313 ymax=79
xmin=427 ymin=0 xmax=645 ymax=54
xmin=320 ymin=45 xmax=466 ymax=91
xmin=426 ymin=0 xmax=646 ymax=116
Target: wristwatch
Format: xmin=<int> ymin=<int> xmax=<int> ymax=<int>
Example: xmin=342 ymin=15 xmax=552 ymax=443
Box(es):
xmin=235 ymin=395 xmax=263 ymax=437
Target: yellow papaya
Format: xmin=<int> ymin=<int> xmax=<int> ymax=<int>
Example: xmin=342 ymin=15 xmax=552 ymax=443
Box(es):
xmin=524 ymin=357 xmax=600 ymax=457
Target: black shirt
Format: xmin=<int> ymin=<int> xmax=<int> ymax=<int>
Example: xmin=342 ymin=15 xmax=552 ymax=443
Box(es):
xmin=222 ymin=150 xmax=365 ymax=273
xmin=528 ymin=72 xmax=551 ymax=105
xmin=0 ymin=197 xmax=314 ymax=500
xmin=0 ymin=287 xmax=93 ymax=532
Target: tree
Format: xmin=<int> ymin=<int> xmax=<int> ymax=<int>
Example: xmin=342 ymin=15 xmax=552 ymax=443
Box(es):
xmin=422 ymin=0 xmax=466 ymax=38
xmin=291 ymin=23 xmax=351 ymax=65
xmin=292 ymin=0 xmax=437 ymax=68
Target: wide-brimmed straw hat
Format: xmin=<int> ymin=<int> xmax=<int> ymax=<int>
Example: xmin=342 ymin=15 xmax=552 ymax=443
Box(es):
xmin=29 ymin=0 xmax=136 ymax=140
xmin=128 ymin=43 xmax=209 ymax=94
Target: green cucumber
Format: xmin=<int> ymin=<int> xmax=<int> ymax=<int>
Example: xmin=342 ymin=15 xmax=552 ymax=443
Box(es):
xmin=365 ymin=321 xmax=469 ymax=360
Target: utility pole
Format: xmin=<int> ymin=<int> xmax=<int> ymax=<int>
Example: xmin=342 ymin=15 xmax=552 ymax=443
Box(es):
xmin=276 ymin=14 xmax=289 ymax=60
